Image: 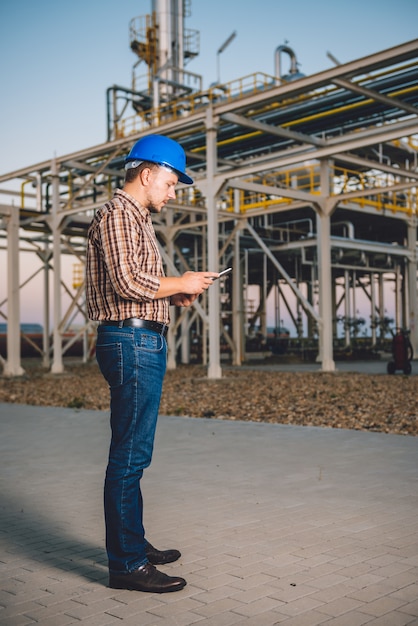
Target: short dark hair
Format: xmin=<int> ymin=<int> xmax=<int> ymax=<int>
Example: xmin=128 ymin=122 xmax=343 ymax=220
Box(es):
xmin=125 ymin=160 xmax=159 ymax=183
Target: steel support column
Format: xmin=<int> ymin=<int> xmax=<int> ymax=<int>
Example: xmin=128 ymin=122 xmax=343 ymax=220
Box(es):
xmin=316 ymin=159 xmax=335 ymax=371
xmin=51 ymin=158 xmax=64 ymax=374
xmin=407 ymin=218 xmax=418 ymax=356
xmin=41 ymin=246 xmax=51 ymax=368
xmin=395 ymin=264 xmax=402 ymax=328
xmin=232 ymin=189 xmax=243 ymax=365
xmin=180 ymin=316 xmax=190 ymax=364
xmin=205 ymin=108 xmax=222 ymax=378
xmin=371 ymin=273 xmax=377 ymax=347
xmin=3 ymin=207 xmax=25 ymax=377
xmin=316 ymin=210 xmax=335 ymax=370
xmin=166 ymin=211 xmax=177 ymax=370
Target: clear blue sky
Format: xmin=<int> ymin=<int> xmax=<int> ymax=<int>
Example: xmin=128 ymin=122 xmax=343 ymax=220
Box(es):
xmin=0 ymin=0 xmax=417 ymax=176
xmin=1 ymin=0 xmax=416 ymax=326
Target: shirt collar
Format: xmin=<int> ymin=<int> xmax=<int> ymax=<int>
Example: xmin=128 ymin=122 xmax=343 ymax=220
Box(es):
xmin=114 ymin=188 xmax=150 ymax=222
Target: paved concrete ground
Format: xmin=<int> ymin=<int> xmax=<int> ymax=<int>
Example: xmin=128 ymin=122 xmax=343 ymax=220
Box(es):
xmin=1 ymin=382 xmax=418 ymax=625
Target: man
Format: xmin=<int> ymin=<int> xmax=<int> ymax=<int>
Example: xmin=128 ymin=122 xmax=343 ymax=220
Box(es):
xmin=86 ymin=134 xmax=218 ymax=593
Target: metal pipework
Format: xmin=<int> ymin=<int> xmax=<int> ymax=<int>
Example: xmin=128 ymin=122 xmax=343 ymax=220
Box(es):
xmin=275 ymin=44 xmax=303 ymax=84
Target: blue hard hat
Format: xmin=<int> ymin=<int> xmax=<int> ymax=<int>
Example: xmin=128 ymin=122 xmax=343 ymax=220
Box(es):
xmin=125 ymin=134 xmax=193 ymax=185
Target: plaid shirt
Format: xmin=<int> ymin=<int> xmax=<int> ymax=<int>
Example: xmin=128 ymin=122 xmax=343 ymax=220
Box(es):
xmin=86 ymin=189 xmax=170 ymax=324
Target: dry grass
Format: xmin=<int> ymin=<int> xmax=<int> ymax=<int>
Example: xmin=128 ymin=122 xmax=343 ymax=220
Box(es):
xmin=1 ymin=360 xmax=417 ymax=436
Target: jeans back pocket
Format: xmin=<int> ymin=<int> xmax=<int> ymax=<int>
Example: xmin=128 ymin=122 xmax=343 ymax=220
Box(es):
xmin=96 ymin=342 xmax=123 ymax=388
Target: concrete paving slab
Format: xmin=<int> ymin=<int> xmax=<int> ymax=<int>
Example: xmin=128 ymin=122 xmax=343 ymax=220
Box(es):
xmin=0 ymin=400 xmax=417 ymax=624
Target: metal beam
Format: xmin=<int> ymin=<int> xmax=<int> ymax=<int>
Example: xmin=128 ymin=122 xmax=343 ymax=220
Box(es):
xmin=212 ymin=118 xmax=418 ymax=185
xmin=228 ymin=178 xmax=319 ymax=207
xmin=335 ymin=153 xmax=418 ymax=181
xmin=245 ymin=221 xmax=319 ymax=321
xmin=332 ymin=180 xmax=418 ymax=204
xmin=221 ymin=112 xmax=325 ymax=147
xmin=63 ymin=159 xmax=124 ymax=178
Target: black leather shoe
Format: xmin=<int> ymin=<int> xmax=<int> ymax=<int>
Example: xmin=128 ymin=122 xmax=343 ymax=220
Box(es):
xmin=109 ymin=563 xmax=186 ymax=593
xmin=145 ymin=540 xmax=181 ymax=565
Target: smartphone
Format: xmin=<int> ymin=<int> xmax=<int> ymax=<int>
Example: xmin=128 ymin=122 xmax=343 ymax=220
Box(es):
xmin=212 ymin=267 xmax=232 ymax=280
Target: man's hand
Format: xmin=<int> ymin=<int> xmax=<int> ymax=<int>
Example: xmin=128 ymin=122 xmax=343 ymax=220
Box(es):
xmin=157 ymin=270 xmax=219 ymax=299
xmin=180 ymin=271 xmax=218 ymax=295
xmin=170 ymin=293 xmax=198 ymax=307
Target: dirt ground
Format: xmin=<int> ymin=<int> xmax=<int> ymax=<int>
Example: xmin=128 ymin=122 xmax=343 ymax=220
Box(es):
xmin=1 ymin=359 xmax=417 ymax=436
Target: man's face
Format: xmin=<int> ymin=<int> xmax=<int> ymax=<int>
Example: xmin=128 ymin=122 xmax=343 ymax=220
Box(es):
xmin=145 ymin=166 xmax=178 ymax=213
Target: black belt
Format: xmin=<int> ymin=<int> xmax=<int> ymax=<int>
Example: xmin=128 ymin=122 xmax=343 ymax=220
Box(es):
xmin=99 ymin=318 xmax=168 ymax=337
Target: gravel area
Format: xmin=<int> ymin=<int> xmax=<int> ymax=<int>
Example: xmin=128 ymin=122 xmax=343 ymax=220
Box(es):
xmin=1 ymin=359 xmax=417 ymax=436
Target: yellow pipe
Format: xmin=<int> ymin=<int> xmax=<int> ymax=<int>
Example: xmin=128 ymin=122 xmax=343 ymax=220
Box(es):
xmin=189 ymin=83 xmax=418 ymax=157
xmin=20 ymin=180 xmax=32 ymax=209
xmin=284 ymin=84 xmax=418 ymax=129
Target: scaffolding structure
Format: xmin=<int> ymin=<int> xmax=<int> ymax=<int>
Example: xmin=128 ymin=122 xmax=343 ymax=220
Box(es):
xmin=0 ymin=0 xmax=417 ymax=378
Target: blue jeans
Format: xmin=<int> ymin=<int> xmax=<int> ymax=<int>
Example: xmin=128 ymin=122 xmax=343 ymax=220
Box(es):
xmin=95 ymin=325 xmax=167 ymax=573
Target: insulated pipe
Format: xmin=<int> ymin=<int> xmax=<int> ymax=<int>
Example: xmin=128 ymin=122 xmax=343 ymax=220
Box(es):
xmin=275 ymin=44 xmax=299 ymax=84
xmin=333 ymin=221 xmax=355 ymax=239
xmin=152 ymin=0 xmax=185 ymax=97
xmin=106 ymin=85 xmax=143 ymax=141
